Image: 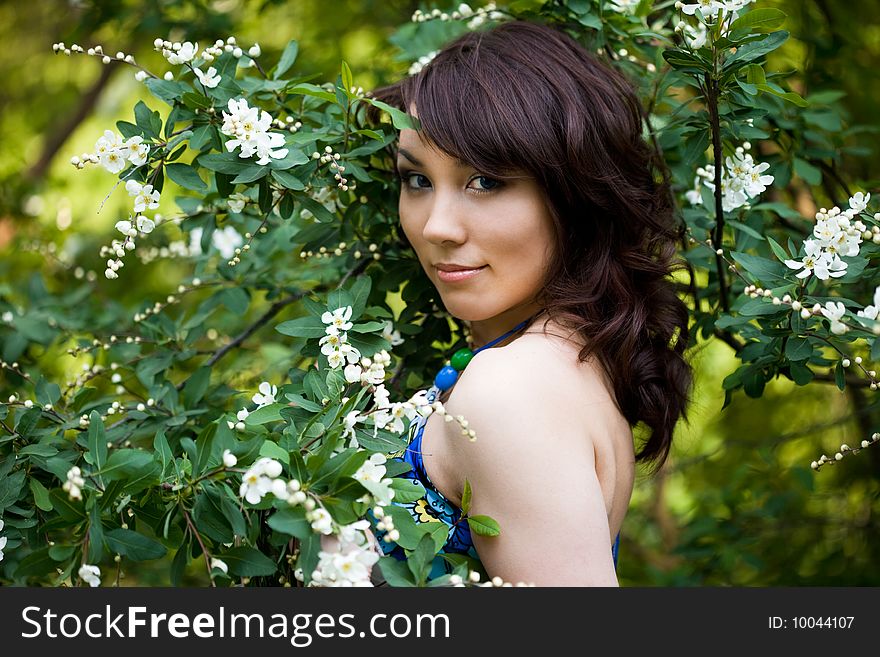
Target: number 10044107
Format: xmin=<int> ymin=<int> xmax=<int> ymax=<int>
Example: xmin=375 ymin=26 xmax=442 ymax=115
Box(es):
xmin=768 ymin=616 xmax=855 ymax=629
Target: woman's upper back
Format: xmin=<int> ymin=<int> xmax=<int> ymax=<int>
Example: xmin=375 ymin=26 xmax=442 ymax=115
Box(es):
xmin=420 ymin=318 xmax=635 ymax=584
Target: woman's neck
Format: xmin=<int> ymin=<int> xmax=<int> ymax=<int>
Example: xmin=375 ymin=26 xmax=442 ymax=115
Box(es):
xmin=465 ymin=302 xmax=546 ymax=350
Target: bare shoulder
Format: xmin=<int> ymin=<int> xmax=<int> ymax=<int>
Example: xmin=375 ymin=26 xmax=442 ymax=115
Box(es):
xmin=436 ymin=323 xmax=635 ymax=528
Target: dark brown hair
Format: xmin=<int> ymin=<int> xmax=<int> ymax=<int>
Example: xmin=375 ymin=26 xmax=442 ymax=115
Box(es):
xmin=366 ymin=20 xmax=692 ymax=474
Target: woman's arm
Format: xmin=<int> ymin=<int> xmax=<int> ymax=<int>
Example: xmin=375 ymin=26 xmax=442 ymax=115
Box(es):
xmin=442 ymin=346 xmax=620 ymax=587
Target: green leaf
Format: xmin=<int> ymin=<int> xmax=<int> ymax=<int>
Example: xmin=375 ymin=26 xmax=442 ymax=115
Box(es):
xmin=182 ymin=366 xmax=211 ymax=406
xmin=231 ymin=165 xmax=269 ymax=184
xmin=785 ymin=337 xmax=813 ymax=361
xmin=0 ymin=468 xmax=24 ymax=512
xmin=298 ymin=196 xmax=337 ymax=223
xmin=789 ymin=361 xmax=814 ymax=386
xmin=30 ymin=477 xmax=53 ymax=511
xmin=366 ymin=98 xmax=420 ymax=130
xmin=134 ymin=100 xmax=161 ymax=139
xmin=165 ymin=163 xmax=208 ymax=192
xmin=88 ymin=504 xmax=104 ymax=562
xmin=755 ymin=84 xmax=808 ymax=107
xmin=728 ymin=219 xmax=764 ymax=241
xmin=378 ymin=556 xmax=416 ymax=587
xmin=193 ymin=487 xmax=235 ymax=543
xmin=100 ymin=450 xmax=155 ymax=481
xmin=267 ymin=507 xmax=311 ymax=539
xmin=15 ymin=548 xmax=57 ymax=578
xmin=725 ymin=31 xmax=789 ymax=67
xmin=199 ymin=152 xmax=249 ymax=174
xmin=104 ymin=528 xmax=168 ymax=561
xmin=460 ymin=478 xmax=472 ymax=515
xmin=407 ymin=534 xmax=437 ymax=585
xmin=766 ymin=236 xmax=789 ymax=261
xmin=171 ymin=545 xmax=189 ymax=586
xmin=835 ymin=359 xmax=846 ymax=391
xmin=284 ymin=393 xmax=323 ymax=412
xmin=276 ymin=315 xmax=327 ymax=338
xmin=35 ymin=377 xmax=61 ymax=406
xmin=730 ymin=251 xmax=787 ymax=284
xmin=729 ymin=8 xmax=787 ymax=34
xmin=258 ymin=438 xmax=289 ymax=464
xmin=466 ymin=514 xmax=501 ymax=537
xmin=341 ymin=60 xmax=354 ymax=96
xmin=218 ymin=546 xmax=278 ymax=576
xmin=389 ymin=478 xmax=426 ymax=504
xmin=288 ymin=83 xmax=336 ymax=103
xmin=271 ymin=169 xmax=306 ymax=191
xmin=49 ymin=488 xmax=85 ymax=521
xmin=246 ymin=404 xmax=284 ymax=426
xmin=274 ymin=39 xmax=299 ymax=79
xmin=793 ymin=158 xmax=822 ymax=185
xmin=87 ymin=410 xmax=107 ymax=475
xmin=154 ymin=430 xmax=173 ymax=479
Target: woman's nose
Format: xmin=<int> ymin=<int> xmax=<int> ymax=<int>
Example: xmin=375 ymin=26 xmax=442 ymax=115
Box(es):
xmin=421 ymin=190 xmax=467 ymax=245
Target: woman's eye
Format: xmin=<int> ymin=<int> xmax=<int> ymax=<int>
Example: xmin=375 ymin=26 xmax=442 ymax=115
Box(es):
xmin=469 ymin=176 xmax=502 ymax=193
xmin=398 ymin=172 xmax=431 ymax=190
xmin=397 ymin=171 xmax=502 ymax=194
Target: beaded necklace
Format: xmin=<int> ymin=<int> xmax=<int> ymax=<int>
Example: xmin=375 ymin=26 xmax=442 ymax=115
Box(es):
xmin=425 ymin=312 xmax=541 ymax=403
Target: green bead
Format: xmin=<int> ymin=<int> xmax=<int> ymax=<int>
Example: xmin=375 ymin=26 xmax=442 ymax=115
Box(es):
xmin=450 ymin=348 xmax=474 ymax=371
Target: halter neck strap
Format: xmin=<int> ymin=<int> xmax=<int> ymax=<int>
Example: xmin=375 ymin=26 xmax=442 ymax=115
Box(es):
xmin=472 ymin=312 xmax=541 ymax=354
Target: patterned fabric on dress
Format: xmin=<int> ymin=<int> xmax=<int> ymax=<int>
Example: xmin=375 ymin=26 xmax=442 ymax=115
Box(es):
xmin=375 ymin=385 xmax=621 ymax=581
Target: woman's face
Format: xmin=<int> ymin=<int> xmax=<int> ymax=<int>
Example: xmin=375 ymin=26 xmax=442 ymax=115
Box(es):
xmin=395 ymin=126 xmax=557 ymax=325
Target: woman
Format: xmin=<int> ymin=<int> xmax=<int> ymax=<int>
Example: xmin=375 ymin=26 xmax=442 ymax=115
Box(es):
xmin=365 ymin=19 xmax=692 ymax=586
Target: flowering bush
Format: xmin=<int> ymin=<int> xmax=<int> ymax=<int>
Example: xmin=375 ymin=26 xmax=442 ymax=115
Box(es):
xmin=2 ymin=0 xmax=879 ymax=587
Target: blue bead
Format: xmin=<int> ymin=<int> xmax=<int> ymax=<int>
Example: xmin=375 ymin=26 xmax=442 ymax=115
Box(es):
xmin=434 ymin=365 xmax=459 ymax=391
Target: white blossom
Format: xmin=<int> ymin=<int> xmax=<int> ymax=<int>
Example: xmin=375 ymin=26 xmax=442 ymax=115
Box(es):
xmin=227 ymin=192 xmax=249 ymax=214
xmin=252 ymin=381 xmax=277 ymax=407
xmin=0 ymin=518 xmax=7 ymax=562
xmin=820 ymin=301 xmax=849 ymax=335
xmin=211 ymin=225 xmax=243 ymax=259
xmin=94 ymin=130 xmax=131 ymax=174
xmin=408 ymin=50 xmax=438 ymax=76
xmin=341 ymin=410 xmax=365 ymax=444
xmin=78 ymin=563 xmax=101 ymax=587
xmin=849 ymin=192 xmax=871 ymax=214
xmin=210 ymin=558 xmax=228 ymax=574
xmin=125 ymin=136 xmax=150 ymax=166
xmin=222 ymin=449 xmax=237 ymax=468
xmin=680 ymin=0 xmax=725 ymax=16
xmin=165 ymin=41 xmax=198 ymax=65
xmin=352 ymin=453 xmax=395 ymax=506
xmin=784 ymin=239 xmax=847 ymax=280
xmin=194 ymin=66 xmax=221 ymax=89
xmin=321 ymin=306 xmax=353 ymax=332
xmin=382 ymin=320 xmax=404 ymax=346
xmin=220 ymin=98 xmax=288 ymax=165
xmin=237 ymin=407 xmax=250 ymax=422
xmin=136 ymin=215 xmax=155 ymax=234
xmin=308 ymin=507 xmax=334 ymax=535
xmin=63 ymin=466 xmax=85 ymax=501
xmin=686 ymin=148 xmax=773 ymax=213
xmin=857 ymin=285 xmax=880 ymax=321
xmin=125 ymin=180 xmax=160 ymax=213
xmin=344 ymin=363 xmax=363 ymax=384
xmin=239 ymin=457 xmax=284 ymax=504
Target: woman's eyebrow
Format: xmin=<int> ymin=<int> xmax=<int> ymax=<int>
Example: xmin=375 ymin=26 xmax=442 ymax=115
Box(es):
xmin=396 ymin=148 xmax=423 ymax=166
xmin=396 ymin=147 xmax=469 ymax=169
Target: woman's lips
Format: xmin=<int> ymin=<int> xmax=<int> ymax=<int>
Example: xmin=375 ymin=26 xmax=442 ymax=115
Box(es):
xmin=436 ymin=265 xmax=487 ymax=283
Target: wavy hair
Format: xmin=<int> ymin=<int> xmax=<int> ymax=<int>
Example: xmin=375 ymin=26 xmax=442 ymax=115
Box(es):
xmin=366 ymin=20 xmax=693 ymax=473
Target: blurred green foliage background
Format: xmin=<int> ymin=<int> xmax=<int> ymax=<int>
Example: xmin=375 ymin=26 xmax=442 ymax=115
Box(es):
xmin=1 ymin=0 xmax=879 ymax=585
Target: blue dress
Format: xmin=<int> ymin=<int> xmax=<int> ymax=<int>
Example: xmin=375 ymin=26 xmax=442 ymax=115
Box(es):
xmin=377 ymin=385 xmax=621 ymax=581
